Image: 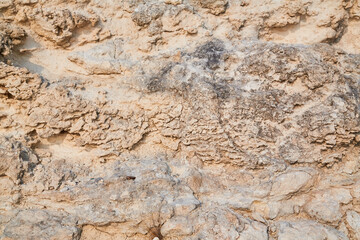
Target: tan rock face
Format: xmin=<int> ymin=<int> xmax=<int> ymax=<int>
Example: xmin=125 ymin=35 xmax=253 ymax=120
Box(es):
xmin=0 ymin=0 xmax=360 ymax=239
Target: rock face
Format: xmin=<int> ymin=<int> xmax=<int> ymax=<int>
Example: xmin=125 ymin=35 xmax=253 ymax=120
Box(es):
xmin=0 ymin=0 xmax=360 ymax=239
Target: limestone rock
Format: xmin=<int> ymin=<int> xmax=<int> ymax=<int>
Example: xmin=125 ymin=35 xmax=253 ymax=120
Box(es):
xmin=0 ymin=0 xmax=360 ymax=239
xmin=270 ymin=170 xmax=312 ymax=197
xmin=0 ymin=62 xmax=43 ymax=100
xmin=194 ymin=0 xmax=228 ymax=15
xmin=305 ymin=198 xmax=343 ymax=223
xmin=67 ymin=39 xmax=127 ymax=75
xmin=305 ymin=189 xmax=353 ymax=224
xmin=2 ymin=210 xmax=81 ymax=240
xmin=0 ymin=0 xmax=13 ymax=9
xmin=346 ymin=211 xmax=360 ymax=239
xmin=25 ymin=7 xmax=98 ymax=47
xmin=0 ymin=23 xmax=26 ymax=56
xmin=276 ymin=221 xmax=348 ymax=240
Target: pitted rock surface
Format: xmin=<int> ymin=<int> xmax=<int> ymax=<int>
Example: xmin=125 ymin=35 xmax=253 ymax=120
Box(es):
xmin=1 ymin=0 xmax=360 ymax=240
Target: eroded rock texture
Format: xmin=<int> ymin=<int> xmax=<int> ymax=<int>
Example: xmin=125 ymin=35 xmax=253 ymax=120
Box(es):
xmin=1 ymin=0 xmax=360 ymax=239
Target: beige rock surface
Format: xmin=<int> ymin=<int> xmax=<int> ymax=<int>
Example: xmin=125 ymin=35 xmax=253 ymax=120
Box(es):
xmin=0 ymin=0 xmax=360 ymax=239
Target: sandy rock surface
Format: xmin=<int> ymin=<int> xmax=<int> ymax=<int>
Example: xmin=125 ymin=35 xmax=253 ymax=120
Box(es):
xmin=0 ymin=0 xmax=360 ymax=239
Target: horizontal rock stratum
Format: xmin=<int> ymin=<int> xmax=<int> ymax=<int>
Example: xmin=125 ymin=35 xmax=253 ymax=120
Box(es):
xmin=0 ymin=0 xmax=360 ymax=239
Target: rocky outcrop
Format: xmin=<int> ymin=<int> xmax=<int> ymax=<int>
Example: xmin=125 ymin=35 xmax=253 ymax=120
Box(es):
xmin=0 ymin=23 xmax=25 ymax=56
xmin=0 ymin=0 xmax=360 ymax=240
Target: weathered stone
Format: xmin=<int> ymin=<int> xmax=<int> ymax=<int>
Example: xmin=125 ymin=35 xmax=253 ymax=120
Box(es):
xmin=0 ymin=0 xmax=360 ymax=239
xmin=346 ymin=211 xmax=360 ymax=240
xmin=305 ymin=197 xmax=343 ymax=223
xmin=270 ymin=171 xmax=312 ymax=197
xmin=2 ymin=210 xmax=81 ymax=240
xmin=276 ymin=221 xmax=348 ymax=240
